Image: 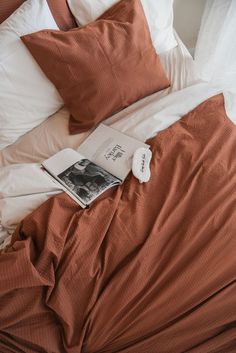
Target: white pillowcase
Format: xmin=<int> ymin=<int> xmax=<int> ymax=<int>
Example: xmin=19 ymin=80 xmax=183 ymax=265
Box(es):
xmin=67 ymin=0 xmax=177 ymax=54
xmin=0 ymin=0 xmax=63 ymax=150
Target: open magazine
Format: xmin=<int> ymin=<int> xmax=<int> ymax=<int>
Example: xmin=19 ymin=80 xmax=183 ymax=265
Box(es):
xmin=42 ymin=124 xmax=149 ymax=208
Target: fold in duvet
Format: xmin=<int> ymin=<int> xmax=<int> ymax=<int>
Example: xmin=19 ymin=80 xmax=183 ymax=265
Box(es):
xmin=0 ymin=94 xmax=236 ymax=352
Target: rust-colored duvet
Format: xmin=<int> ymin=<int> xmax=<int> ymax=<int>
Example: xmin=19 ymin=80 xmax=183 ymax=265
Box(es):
xmin=0 ymin=94 xmax=236 ymax=353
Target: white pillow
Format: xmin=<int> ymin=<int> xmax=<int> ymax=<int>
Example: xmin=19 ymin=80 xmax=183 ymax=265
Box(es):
xmin=67 ymin=0 xmax=177 ymax=54
xmin=0 ymin=0 xmax=63 ymax=150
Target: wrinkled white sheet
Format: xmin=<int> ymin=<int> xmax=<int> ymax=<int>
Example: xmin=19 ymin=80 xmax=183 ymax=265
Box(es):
xmin=1 ymin=81 xmax=235 ymax=249
xmin=0 ymin=164 xmax=62 ymax=249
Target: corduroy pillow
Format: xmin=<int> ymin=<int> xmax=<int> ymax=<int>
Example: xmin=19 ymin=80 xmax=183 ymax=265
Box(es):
xmin=21 ymin=0 xmax=170 ymax=134
xmin=0 ymin=0 xmax=76 ymax=30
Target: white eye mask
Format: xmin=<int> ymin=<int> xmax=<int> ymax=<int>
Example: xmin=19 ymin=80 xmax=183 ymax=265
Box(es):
xmin=132 ymin=148 xmax=152 ymax=183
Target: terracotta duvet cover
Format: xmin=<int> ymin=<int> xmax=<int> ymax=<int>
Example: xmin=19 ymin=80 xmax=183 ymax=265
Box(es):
xmin=0 ymin=94 xmax=235 ymax=353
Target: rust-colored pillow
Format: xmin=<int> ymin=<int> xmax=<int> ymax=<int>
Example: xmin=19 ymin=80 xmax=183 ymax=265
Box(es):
xmin=21 ymin=0 xmax=170 ymax=134
xmin=0 ymin=0 xmax=76 ymax=30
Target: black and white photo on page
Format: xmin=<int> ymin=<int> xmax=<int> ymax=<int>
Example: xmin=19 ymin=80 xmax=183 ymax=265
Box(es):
xmin=58 ymin=159 xmax=119 ymax=204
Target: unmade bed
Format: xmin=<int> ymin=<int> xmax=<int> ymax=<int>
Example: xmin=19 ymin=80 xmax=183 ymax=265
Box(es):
xmin=0 ymin=0 xmax=236 ymax=352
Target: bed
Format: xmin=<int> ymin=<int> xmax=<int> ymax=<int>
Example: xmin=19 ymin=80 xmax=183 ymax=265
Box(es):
xmin=0 ymin=0 xmax=236 ymax=352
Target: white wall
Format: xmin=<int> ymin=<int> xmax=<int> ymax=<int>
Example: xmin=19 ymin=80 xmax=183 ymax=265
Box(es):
xmin=173 ymin=0 xmax=206 ymax=50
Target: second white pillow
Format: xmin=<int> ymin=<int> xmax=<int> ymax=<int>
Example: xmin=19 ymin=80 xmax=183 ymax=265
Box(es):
xmin=0 ymin=0 xmax=63 ymax=150
xmin=67 ymin=0 xmax=177 ymax=54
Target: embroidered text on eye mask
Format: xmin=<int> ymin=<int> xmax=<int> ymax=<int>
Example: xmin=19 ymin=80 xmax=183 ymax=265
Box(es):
xmin=132 ymin=148 xmax=152 ymax=183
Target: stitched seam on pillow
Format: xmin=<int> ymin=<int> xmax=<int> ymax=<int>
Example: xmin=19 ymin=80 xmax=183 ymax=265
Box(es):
xmin=0 ymin=48 xmax=19 ymax=64
xmin=4 ymin=21 xmax=24 ymax=38
xmin=53 ymin=37 xmax=78 ymax=86
xmin=4 ymin=0 xmax=58 ymax=36
xmin=0 ymin=61 xmax=12 ymax=80
xmin=2 ymin=1 xmax=32 ymax=35
xmin=6 ymin=9 xmax=48 ymax=38
xmin=87 ymin=25 xmax=124 ymax=108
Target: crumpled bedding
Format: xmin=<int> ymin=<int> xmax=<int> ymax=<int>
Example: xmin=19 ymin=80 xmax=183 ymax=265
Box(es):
xmin=1 ymin=94 xmax=235 ymax=353
xmin=1 ymin=81 xmax=229 ymax=249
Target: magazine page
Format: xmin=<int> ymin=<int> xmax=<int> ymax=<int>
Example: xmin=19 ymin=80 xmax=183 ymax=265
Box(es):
xmin=57 ymin=159 xmax=120 ymax=206
xmin=78 ymin=124 xmax=149 ymax=181
xmin=43 ymin=149 xmax=84 ymax=176
xmin=42 ymin=149 xmax=120 ymax=206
